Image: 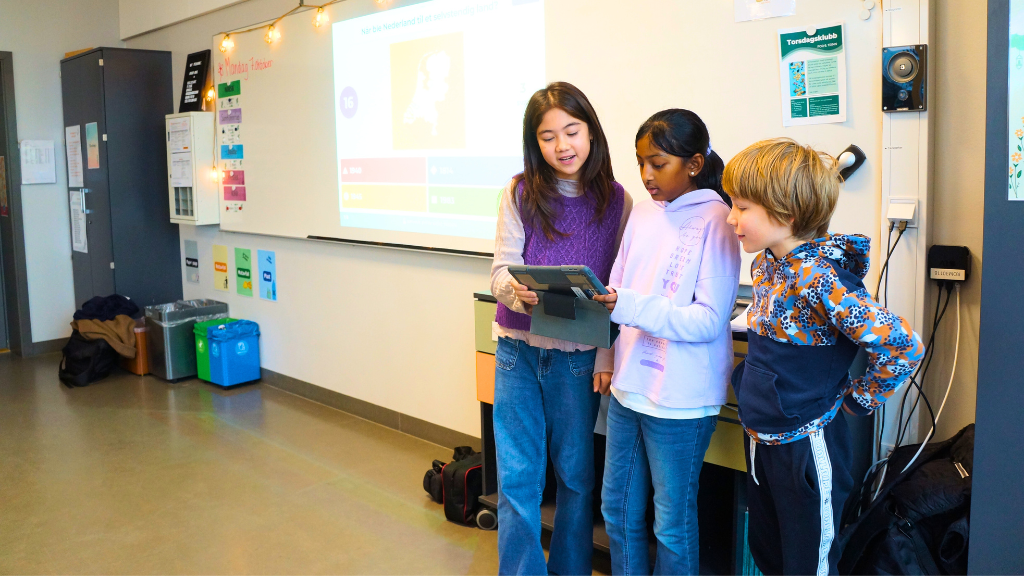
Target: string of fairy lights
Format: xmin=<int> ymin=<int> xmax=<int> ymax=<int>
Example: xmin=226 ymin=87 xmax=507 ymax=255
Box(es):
xmin=204 ymin=0 xmax=392 ymax=102
xmin=202 ymin=0 xmax=392 ymax=184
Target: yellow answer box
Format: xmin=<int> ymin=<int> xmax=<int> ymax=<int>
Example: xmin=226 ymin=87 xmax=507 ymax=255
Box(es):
xmin=341 ymin=184 xmax=428 ymax=212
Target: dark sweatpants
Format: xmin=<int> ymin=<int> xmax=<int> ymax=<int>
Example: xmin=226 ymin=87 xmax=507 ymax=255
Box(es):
xmin=744 ymin=415 xmax=855 ymax=576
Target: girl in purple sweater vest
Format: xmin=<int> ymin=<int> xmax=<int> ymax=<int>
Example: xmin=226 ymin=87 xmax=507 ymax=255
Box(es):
xmin=490 ymin=82 xmax=632 ymax=575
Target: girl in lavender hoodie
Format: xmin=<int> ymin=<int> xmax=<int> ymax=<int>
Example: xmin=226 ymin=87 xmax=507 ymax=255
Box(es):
xmin=592 ymin=109 xmax=741 ymax=575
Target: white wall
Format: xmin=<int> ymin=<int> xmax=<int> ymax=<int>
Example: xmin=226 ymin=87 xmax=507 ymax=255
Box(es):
xmin=119 ymin=0 xmax=249 ymax=40
xmin=925 ymin=0 xmax=987 ymax=442
xmin=0 ymin=0 xmax=123 ymax=344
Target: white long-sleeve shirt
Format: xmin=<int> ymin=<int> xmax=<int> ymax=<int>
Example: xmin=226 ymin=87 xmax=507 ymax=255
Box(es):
xmin=489 ymin=178 xmax=633 ymax=352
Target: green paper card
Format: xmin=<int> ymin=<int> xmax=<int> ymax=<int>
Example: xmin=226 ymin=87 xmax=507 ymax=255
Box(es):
xmin=218 ymin=80 xmax=241 ymax=98
xmin=235 ymin=248 xmax=253 ymax=296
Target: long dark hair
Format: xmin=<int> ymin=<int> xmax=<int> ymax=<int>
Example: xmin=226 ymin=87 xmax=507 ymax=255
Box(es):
xmin=635 ymin=109 xmax=730 ymax=207
xmin=513 ymin=82 xmax=616 ymax=240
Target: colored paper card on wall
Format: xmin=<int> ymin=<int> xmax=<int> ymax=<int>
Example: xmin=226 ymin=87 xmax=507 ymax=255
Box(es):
xmin=85 ymin=122 xmax=100 ymax=169
xmin=235 ymin=248 xmax=253 ymax=297
xmin=217 ymin=80 xmax=241 ymax=98
xmin=224 ymin=186 xmax=246 ymax=201
xmin=223 ymin=170 xmax=244 ymax=185
xmin=258 ymin=250 xmax=277 ymax=301
xmin=219 ymin=108 xmax=242 ymax=124
xmin=221 ymin=145 xmax=243 ymax=160
xmin=184 ymin=239 xmax=200 ymax=284
xmin=222 ymin=159 xmax=243 ymax=171
xmin=213 ymin=244 xmax=229 ymax=292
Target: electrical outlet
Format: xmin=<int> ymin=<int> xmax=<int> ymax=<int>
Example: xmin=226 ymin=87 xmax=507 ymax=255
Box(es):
xmin=886 ymin=197 xmax=918 ymax=228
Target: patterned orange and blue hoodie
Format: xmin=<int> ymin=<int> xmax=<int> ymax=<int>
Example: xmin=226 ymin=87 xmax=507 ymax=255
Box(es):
xmin=731 ymin=234 xmax=925 ymax=445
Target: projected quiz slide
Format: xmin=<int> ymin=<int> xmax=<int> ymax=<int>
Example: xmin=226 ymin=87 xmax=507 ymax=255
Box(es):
xmin=332 ymin=0 xmax=545 ymax=242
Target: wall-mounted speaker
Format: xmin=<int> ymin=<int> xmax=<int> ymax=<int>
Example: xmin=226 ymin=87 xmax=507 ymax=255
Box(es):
xmin=882 ymin=45 xmax=927 ymax=112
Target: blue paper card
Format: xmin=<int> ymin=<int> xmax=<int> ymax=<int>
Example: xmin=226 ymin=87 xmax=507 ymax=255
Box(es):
xmin=221 ymin=145 xmax=244 ymax=160
xmin=258 ymin=249 xmax=277 ymax=301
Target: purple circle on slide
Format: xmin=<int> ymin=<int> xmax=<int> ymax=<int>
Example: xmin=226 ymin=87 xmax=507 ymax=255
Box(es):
xmin=339 ymin=86 xmax=358 ymax=119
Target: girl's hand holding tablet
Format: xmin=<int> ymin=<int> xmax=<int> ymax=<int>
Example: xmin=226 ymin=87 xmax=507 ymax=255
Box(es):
xmin=510 ymin=278 xmax=539 ymax=314
xmin=592 ymin=287 xmax=617 ymax=312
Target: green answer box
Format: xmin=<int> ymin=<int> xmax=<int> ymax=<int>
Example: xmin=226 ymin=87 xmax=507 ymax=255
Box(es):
xmin=428 ymin=186 xmax=501 ymax=217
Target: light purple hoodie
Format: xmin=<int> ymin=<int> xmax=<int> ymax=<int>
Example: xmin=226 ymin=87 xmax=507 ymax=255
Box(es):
xmin=602 ymin=189 xmax=741 ymax=409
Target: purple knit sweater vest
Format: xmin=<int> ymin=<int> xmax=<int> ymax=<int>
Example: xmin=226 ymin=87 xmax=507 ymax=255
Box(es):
xmin=496 ymin=181 xmax=625 ymax=332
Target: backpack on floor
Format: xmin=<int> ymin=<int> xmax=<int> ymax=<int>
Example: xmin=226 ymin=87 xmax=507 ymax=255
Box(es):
xmin=421 ymin=446 xmax=484 ymax=525
xmin=838 ymin=424 xmax=975 ymax=575
xmin=58 ymin=330 xmax=120 ymax=388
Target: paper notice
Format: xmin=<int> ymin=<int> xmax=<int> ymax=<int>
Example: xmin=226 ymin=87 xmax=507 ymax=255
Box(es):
xmin=213 ymin=244 xmax=229 ymax=291
xmin=171 ymin=152 xmax=193 ymax=187
xmin=219 ymin=108 xmax=242 ymax=124
xmin=235 ymin=247 xmax=253 ymax=297
xmin=778 ymin=22 xmax=847 ymax=126
xmin=184 ymin=239 xmax=200 ymax=284
xmin=20 ymin=140 xmax=57 ymax=184
xmin=65 ymin=126 xmax=84 ymax=187
xmin=220 ymin=124 xmax=241 ymax=145
xmin=735 ymin=0 xmax=796 ymax=22
xmin=258 ymin=250 xmax=277 ymax=301
xmin=168 ymin=117 xmax=192 ymax=152
xmin=70 ymin=190 xmax=88 ymax=253
xmin=85 ymin=122 xmax=100 ymax=169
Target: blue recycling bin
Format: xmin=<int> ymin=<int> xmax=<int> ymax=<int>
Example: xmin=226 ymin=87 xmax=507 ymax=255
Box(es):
xmin=207 ymin=320 xmax=261 ymax=387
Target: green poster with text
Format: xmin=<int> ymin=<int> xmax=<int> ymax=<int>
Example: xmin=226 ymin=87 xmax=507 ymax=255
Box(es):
xmin=778 ymin=22 xmax=846 ymax=126
xmin=235 ymin=248 xmax=253 ymax=297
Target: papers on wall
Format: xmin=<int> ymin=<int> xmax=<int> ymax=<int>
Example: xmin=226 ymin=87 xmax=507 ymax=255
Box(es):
xmin=168 ymin=117 xmax=192 ymax=152
xmin=171 ymin=152 xmax=193 ymax=187
xmin=735 ymin=0 xmax=795 ymax=22
xmin=85 ymin=122 xmax=100 ymax=169
xmin=19 ymin=140 xmax=57 ymax=184
xmin=69 ymin=190 xmax=88 ymax=253
xmin=778 ymin=22 xmax=847 ymax=126
xmin=65 ymin=126 xmax=84 ymax=187
xmin=184 ymin=239 xmax=200 ymax=284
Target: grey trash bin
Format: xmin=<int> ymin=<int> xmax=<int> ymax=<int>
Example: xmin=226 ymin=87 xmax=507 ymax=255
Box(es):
xmin=145 ymin=299 xmax=229 ymax=381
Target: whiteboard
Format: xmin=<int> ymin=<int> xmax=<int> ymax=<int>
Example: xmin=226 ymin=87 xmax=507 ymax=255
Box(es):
xmin=211 ymin=0 xmax=883 ymax=275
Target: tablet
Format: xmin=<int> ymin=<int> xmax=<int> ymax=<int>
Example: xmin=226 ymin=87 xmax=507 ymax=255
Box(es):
xmin=506 ymin=265 xmax=610 ymax=299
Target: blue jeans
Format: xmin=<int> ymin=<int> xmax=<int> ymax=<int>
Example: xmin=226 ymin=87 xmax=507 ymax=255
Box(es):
xmin=493 ymin=337 xmax=601 ymax=576
xmin=601 ymin=396 xmax=717 ymax=575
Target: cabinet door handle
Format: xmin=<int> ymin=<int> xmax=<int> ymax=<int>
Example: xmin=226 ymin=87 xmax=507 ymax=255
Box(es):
xmin=81 ymin=188 xmax=93 ymax=214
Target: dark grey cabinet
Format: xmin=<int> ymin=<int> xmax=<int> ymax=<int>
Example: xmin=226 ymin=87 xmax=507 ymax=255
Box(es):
xmin=60 ymin=48 xmax=182 ymax=308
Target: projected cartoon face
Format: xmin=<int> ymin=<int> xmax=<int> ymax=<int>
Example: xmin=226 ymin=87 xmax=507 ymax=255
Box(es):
xmin=402 ymin=50 xmax=452 ymax=136
xmin=536 ymin=108 xmax=591 ymax=181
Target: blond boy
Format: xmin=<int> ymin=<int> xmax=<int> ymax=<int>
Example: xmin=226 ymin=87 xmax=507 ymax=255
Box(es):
xmin=723 ymin=138 xmax=924 ymax=575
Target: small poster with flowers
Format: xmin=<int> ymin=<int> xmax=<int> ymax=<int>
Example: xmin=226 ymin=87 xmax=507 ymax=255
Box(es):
xmin=1008 ymin=0 xmax=1024 ymax=199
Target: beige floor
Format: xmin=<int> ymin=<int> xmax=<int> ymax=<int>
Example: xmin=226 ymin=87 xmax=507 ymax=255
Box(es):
xmin=0 ymin=351 xmax=501 ymax=574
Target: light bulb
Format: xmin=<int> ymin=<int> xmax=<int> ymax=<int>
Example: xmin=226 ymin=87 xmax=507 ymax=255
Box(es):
xmin=265 ymin=25 xmax=278 ymax=44
xmin=219 ymin=34 xmax=233 ymax=52
xmin=205 ymin=87 xmax=216 ymax=101
xmin=211 ymin=169 xmax=220 ymax=181
xmin=313 ymin=7 xmax=329 ymax=27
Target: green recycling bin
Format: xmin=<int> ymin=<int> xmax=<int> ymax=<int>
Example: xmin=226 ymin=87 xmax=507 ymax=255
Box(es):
xmin=194 ymin=318 xmax=238 ymax=382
